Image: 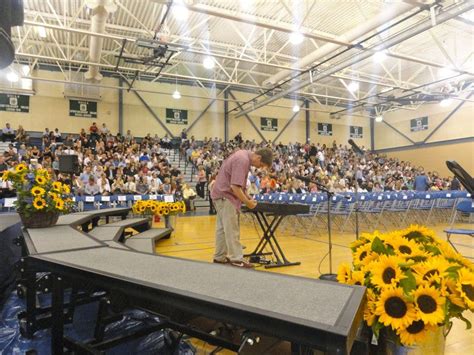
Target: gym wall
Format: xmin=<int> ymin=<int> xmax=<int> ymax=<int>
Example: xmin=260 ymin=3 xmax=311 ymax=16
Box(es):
xmin=374 ymin=100 xmax=474 ymax=175
xmin=0 ymin=68 xmax=371 ymax=147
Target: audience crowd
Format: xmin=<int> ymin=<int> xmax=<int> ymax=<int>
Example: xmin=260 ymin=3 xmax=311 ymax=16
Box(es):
xmin=0 ymin=123 xmax=462 ymax=210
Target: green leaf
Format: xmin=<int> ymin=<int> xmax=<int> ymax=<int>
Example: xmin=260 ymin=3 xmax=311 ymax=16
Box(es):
xmin=446 ymin=265 xmax=462 ymax=273
xmin=372 ymin=319 xmax=384 ymax=339
xmin=424 ymin=245 xmax=441 ymax=256
xmin=400 ymin=270 xmax=417 ymax=295
xmin=458 ymin=314 xmax=472 ymax=330
xmin=371 ymin=237 xmax=392 ymax=255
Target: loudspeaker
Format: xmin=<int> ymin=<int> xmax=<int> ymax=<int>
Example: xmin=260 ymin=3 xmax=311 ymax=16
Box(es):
xmin=59 ymin=155 xmax=79 ymax=174
xmin=0 ymin=0 xmax=24 ymax=69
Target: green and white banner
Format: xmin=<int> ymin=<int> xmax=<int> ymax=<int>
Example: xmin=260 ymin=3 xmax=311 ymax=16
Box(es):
xmin=410 ymin=116 xmax=428 ymax=132
xmin=166 ymin=108 xmax=188 ymax=124
xmin=69 ymin=99 xmax=97 ymax=118
xmin=317 ymin=123 xmax=333 ymax=136
xmin=260 ymin=117 xmax=278 ymax=131
xmin=350 ymin=126 xmax=363 ymax=138
xmin=0 ymin=93 xmax=30 ymax=113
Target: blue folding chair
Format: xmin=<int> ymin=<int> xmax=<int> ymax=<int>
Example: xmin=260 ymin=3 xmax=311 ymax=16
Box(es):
xmin=444 ymin=199 xmax=474 ymax=259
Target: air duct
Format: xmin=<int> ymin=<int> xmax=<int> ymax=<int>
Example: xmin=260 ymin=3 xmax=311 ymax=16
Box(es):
xmin=262 ymin=2 xmax=417 ymax=87
xmin=84 ymin=0 xmax=117 ymax=82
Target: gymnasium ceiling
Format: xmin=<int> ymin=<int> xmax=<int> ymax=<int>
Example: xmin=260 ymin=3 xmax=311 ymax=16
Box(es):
xmin=6 ymin=0 xmax=474 ymax=115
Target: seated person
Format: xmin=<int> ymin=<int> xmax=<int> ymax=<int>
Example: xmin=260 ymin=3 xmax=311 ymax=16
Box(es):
xmin=182 ymin=183 xmax=196 ymax=211
xmin=2 ymin=123 xmax=15 ymax=142
xmin=124 ymin=175 xmax=137 ymax=194
xmin=111 ymin=177 xmax=125 ymax=194
xmin=84 ymin=176 xmax=100 ymax=196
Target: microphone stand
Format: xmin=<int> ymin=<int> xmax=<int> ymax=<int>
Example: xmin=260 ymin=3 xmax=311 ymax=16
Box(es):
xmin=303 ymin=178 xmax=337 ymax=282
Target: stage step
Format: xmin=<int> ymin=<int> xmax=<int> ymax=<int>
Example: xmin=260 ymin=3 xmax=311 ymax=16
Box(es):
xmin=124 ymin=228 xmax=172 ymax=254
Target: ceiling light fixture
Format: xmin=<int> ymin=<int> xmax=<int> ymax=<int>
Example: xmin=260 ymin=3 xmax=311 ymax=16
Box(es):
xmin=347 ymin=81 xmax=359 ymax=92
xmin=373 ymin=50 xmax=387 ymax=63
xmin=289 ymin=32 xmax=304 ymax=45
xmin=438 ymin=66 xmax=456 ymax=78
xmin=292 ymin=104 xmax=300 ymax=113
xmin=203 ymin=56 xmax=215 ymax=69
xmin=440 ymin=98 xmax=453 ymax=107
xmin=172 ymin=68 xmax=181 ymax=99
xmin=7 ymin=71 xmax=19 ymax=82
xmin=173 ymin=0 xmax=189 ymax=21
xmin=375 ymin=115 xmax=383 ymax=122
xmin=22 ymin=65 xmax=30 ymax=76
xmin=37 ymin=26 xmax=47 ymax=38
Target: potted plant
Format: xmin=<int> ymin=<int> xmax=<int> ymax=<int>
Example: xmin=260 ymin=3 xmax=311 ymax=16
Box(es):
xmin=338 ymin=225 xmax=473 ymax=353
xmin=132 ymin=200 xmax=186 ymax=233
xmin=2 ymin=164 xmax=74 ymax=228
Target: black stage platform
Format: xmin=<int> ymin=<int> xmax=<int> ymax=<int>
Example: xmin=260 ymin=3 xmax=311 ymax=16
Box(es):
xmin=16 ymin=210 xmax=366 ymax=354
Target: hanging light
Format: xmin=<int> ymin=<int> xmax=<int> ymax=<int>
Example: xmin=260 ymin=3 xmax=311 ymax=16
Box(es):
xmin=438 ymin=66 xmax=455 ymax=78
xmin=37 ymin=26 xmax=47 ymax=38
xmin=347 ymin=81 xmax=359 ymax=92
xmin=289 ymin=31 xmax=304 ymax=45
xmin=173 ymin=0 xmax=189 ymax=21
xmin=375 ymin=115 xmax=383 ymax=122
xmin=172 ymin=90 xmax=181 ymax=99
xmin=440 ymin=98 xmax=453 ymax=107
xmin=172 ymin=70 xmax=181 ymax=99
xmin=292 ymin=104 xmax=300 ymax=113
xmin=203 ymin=56 xmax=215 ymax=69
xmin=7 ymin=71 xmax=19 ymax=82
xmin=373 ymin=50 xmax=387 ymax=63
xmin=22 ymin=65 xmax=30 ymax=76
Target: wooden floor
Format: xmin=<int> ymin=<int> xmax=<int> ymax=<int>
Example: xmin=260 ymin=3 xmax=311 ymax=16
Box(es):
xmin=155 ymin=214 xmax=474 ymax=354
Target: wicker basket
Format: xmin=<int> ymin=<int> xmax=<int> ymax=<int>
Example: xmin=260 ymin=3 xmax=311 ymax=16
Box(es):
xmin=19 ymin=211 xmax=60 ymax=228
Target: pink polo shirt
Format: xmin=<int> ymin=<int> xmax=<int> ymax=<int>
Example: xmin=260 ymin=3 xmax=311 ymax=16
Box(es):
xmin=211 ymin=150 xmax=250 ymax=210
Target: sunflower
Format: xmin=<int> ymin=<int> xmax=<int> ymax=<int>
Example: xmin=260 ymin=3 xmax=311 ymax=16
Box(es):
xmin=161 ymin=206 xmax=170 ymax=215
xmin=138 ymin=204 xmax=146 ymax=213
xmin=1 ymin=170 xmax=9 ymax=181
xmin=180 ymin=201 xmax=186 ymax=213
xmin=401 ymin=225 xmax=435 ymax=244
xmin=35 ymin=175 xmax=47 ymax=185
xmin=363 ymin=289 xmax=377 ymax=326
xmin=15 ymin=163 xmax=27 ymax=173
xmin=353 ymin=243 xmax=374 ymax=267
xmin=444 ymin=278 xmax=465 ymax=308
xmin=457 ymin=268 xmax=474 ymax=310
xmin=150 ymin=204 xmax=158 ymax=213
xmin=337 ymin=263 xmax=351 ymax=284
xmin=371 ymin=255 xmax=404 ymax=289
xmin=48 ymin=191 xmax=60 ymax=200
xmin=348 ymin=270 xmax=366 ymax=286
xmin=33 ymin=197 xmax=47 ymax=210
xmin=376 ymin=286 xmax=417 ymax=329
xmin=391 ymin=237 xmax=427 ymax=259
xmin=412 ymin=285 xmax=445 ymax=325
xmin=350 ymin=237 xmax=370 ymax=251
xmin=55 ymin=199 xmax=65 ymax=211
xmin=62 ymin=184 xmax=71 ymax=194
xmin=31 ymin=186 xmax=46 ymax=196
xmin=52 ymin=181 xmax=62 ymax=191
xmin=413 ymin=256 xmax=450 ymax=284
xmin=397 ymin=319 xmax=436 ymax=346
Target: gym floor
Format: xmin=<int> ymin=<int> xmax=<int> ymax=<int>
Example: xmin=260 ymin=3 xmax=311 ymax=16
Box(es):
xmin=155 ymin=215 xmax=474 ymax=355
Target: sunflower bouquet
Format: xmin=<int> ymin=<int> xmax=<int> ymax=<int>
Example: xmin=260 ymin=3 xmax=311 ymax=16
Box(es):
xmin=132 ymin=200 xmax=186 ymax=216
xmin=338 ymin=225 xmax=473 ymax=347
xmin=2 ymin=163 xmax=73 ymax=219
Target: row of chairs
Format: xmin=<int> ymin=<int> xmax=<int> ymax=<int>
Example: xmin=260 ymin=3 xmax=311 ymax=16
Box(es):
xmin=0 ymin=194 xmax=176 ymax=212
xmin=251 ymin=190 xmax=472 ymax=235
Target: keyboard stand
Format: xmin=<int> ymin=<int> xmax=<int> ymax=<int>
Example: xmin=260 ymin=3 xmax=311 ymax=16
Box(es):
xmin=245 ymin=211 xmax=301 ymax=268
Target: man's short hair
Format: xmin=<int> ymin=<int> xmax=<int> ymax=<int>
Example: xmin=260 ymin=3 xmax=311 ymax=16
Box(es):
xmin=255 ymin=148 xmax=273 ymax=167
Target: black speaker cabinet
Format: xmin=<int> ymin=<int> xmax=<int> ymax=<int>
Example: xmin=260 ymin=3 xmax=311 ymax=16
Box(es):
xmin=59 ymin=155 xmax=79 ymax=174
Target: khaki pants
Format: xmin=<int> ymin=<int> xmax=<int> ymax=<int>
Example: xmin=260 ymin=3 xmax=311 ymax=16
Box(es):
xmin=213 ymin=198 xmax=243 ymax=261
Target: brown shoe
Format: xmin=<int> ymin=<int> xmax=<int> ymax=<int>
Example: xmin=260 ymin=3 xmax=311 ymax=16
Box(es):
xmin=229 ymin=260 xmax=254 ymax=269
xmin=213 ymin=257 xmax=230 ymax=264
